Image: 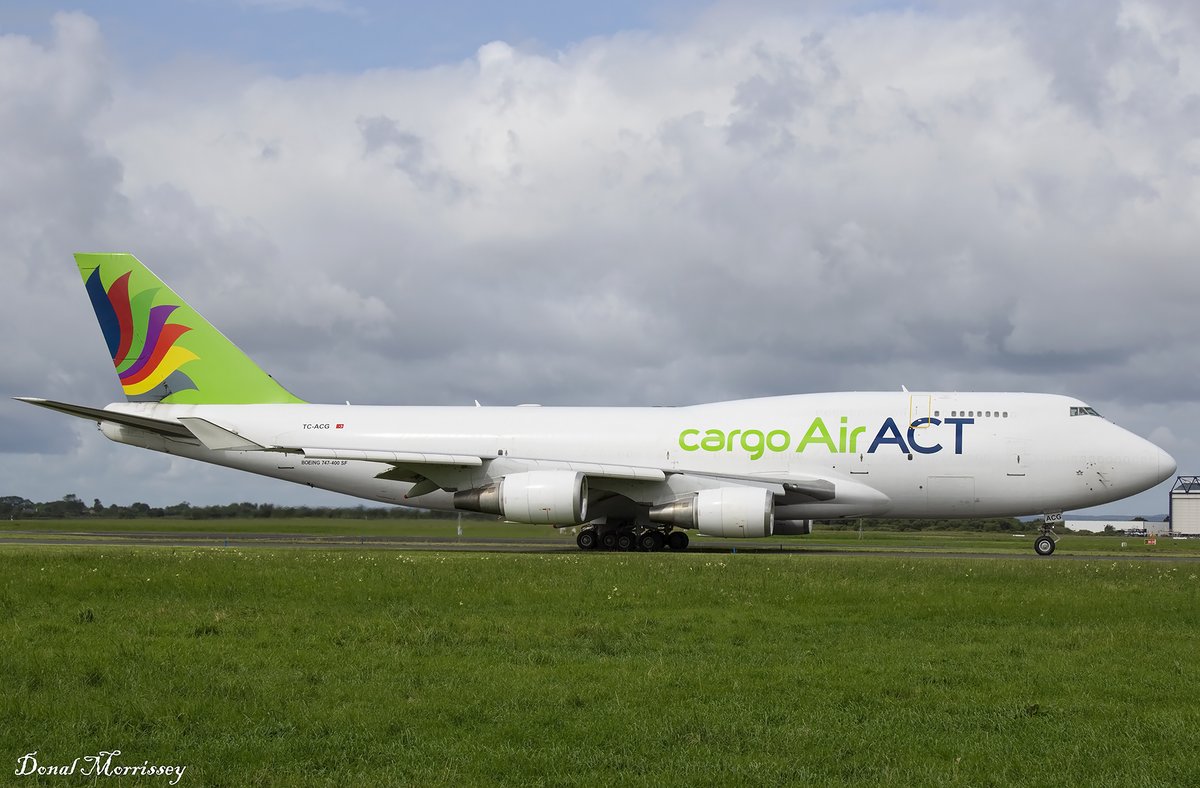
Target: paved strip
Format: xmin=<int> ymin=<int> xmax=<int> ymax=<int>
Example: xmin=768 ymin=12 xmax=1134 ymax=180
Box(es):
xmin=1 ymin=530 xmax=1198 ymax=561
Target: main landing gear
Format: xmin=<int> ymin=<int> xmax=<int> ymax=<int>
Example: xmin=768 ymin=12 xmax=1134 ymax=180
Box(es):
xmin=576 ymin=526 xmax=689 ymax=552
xmin=575 ymin=529 xmax=598 ymax=550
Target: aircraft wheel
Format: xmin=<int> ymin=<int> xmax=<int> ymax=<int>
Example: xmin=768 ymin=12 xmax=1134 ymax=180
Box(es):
xmin=1034 ymin=535 xmax=1056 ymax=556
xmin=667 ymin=531 xmax=689 ymax=551
xmin=616 ymin=531 xmax=635 ymax=552
xmin=600 ymin=531 xmax=619 ymax=551
xmin=577 ymin=529 xmax=598 ymax=551
xmin=637 ymin=531 xmax=664 ymax=552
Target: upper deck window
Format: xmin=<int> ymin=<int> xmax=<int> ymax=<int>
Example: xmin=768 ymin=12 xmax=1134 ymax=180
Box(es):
xmin=1070 ymin=406 xmax=1102 ymax=417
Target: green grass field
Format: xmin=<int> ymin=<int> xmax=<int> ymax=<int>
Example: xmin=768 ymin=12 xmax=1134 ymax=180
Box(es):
xmin=3 ymin=545 xmax=1199 ymax=786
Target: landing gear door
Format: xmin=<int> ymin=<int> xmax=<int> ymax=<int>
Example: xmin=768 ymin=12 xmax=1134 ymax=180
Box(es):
xmin=909 ymin=394 xmax=932 ymax=427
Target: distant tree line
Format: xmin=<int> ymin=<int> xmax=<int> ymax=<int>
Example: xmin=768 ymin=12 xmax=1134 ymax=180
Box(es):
xmin=0 ymin=494 xmax=491 ymax=521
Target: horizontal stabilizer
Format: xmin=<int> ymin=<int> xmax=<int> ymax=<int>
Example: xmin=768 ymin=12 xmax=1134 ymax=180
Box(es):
xmin=14 ymin=397 xmax=193 ymax=438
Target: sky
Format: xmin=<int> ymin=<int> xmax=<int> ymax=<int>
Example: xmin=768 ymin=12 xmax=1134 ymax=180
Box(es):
xmin=0 ymin=0 xmax=1196 ymax=515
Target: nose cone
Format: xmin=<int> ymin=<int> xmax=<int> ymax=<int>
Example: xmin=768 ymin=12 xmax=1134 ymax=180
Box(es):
xmin=1127 ymin=436 xmax=1176 ymax=492
xmin=1157 ymin=445 xmax=1178 ymax=485
xmin=1108 ymin=429 xmax=1177 ymax=496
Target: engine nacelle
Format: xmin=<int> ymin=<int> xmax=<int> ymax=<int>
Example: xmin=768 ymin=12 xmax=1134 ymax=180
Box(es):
xmin=453 ymin=470 xmax=588 ymax=525
xmin=649 ymin=487 xmax=774 ymax=538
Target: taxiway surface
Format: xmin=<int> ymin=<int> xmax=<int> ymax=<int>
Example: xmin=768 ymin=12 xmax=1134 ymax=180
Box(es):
xmin=2 ymin=528 xmax=1198 ymax=561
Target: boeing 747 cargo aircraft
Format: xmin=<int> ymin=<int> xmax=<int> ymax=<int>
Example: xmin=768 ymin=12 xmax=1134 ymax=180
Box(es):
xmin=19 ymin=254 xmax=1176 ymax=554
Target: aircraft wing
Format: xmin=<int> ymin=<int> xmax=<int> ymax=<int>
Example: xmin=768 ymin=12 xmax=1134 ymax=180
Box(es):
xmin=173 ymin=415 xmax=668 ymax=479
xmin=13 ymin=402 xmax=666 ymax=482
xmin=18 ymin=400 xmax=883 ymax=512
xmin=174 ymin=414 xmax=888 ymax=518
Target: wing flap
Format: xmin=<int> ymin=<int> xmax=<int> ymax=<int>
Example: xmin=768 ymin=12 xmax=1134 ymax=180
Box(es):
xmin=301 ymin=448 xmax=484 ymax=467
xmin=502 ymin=458 xmax=666 ymax=482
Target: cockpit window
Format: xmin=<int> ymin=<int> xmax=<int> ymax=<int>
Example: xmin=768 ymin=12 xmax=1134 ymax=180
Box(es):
xmin=1070 ymin=406 xmax=1102 ymax=417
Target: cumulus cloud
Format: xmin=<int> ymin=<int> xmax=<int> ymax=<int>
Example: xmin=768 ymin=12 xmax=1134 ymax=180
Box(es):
xmin=1 ymin=2 xmax=1196 ymax=511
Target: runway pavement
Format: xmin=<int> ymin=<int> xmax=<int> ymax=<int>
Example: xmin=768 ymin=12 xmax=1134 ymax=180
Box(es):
xmin=3 ymin=528 xmax=1199 ymax=561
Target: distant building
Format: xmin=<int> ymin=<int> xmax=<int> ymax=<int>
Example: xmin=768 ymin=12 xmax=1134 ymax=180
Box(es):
xmin=1066 ymin=520 xmax=1157 ymax=535
xmin=1170 ymin=476 xmax=1200 ymax=536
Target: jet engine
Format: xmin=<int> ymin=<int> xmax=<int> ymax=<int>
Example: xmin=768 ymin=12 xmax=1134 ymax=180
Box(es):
xmin=453 ymin=470 xmax=588 ymax=524
xmin=648 ymin=487 xmax=774 ymax=538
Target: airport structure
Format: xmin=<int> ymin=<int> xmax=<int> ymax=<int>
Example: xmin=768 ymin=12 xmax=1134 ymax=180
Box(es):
xmin=1065 ymin=520 xmax=1159 ymax=534
xmin=1169 ymin=476 xmax=1200 ymax=535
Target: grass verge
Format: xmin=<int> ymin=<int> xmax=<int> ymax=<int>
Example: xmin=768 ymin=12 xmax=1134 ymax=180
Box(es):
xmin=2 ymin=547 xmax=1198 ymax=786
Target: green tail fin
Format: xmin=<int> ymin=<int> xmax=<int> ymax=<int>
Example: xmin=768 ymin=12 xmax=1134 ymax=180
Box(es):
xmin=77 ymin=252 xmax=305 ymax=404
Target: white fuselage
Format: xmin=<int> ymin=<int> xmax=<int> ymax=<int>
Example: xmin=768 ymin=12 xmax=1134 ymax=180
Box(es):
xmin=100 ymin=391 xmax=1175 ymax=522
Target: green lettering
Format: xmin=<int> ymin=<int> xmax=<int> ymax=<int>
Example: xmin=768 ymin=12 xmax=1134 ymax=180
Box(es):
xmin=740 ymin=430 xmax=765 ymax=460
xmin=725 ymin=429 xmax=742 ymax=450
xmin=679 ymin=429 xmax=700 ymax=451
xmin=701 ymin=430 xmax=725 ymax=451
xmin=766 ymin=429 xmax=790 ymax=452
xmin=796 ymin=417 xmax=837 ymax=452
xmin=848 ymin=425 xmax=866 ymax=453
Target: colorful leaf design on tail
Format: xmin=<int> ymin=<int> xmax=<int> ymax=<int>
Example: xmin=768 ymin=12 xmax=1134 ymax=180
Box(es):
xmin=84 ymin=267 xmax=199 ymax=399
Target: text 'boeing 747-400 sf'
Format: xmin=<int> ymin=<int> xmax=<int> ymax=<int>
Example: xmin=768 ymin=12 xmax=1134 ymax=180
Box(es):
xmin=18 ymin=254 xmax=1176 ymax=555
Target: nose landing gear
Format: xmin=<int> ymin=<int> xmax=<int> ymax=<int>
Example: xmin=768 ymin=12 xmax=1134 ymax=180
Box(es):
xmin=1034 ymin=512 xmax=1061 ymax=556
xmin=1034 ymin=532 xmax=1056 ymax=556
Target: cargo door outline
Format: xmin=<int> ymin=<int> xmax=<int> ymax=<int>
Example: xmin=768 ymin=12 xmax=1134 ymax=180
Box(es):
xmin=926 ymin=475 xmax=976 ymax=515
